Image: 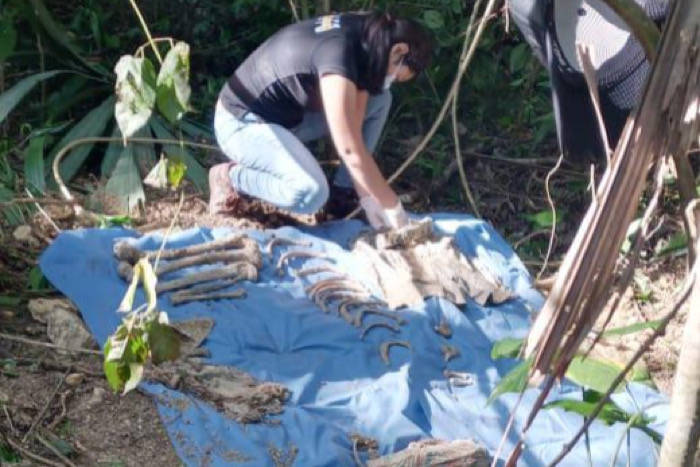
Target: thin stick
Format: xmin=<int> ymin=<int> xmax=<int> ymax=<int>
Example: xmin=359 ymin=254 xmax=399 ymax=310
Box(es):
xmin=577 ymin=44 xmax=612 ymax=163
xmin=450 ymin=0 xmax=484 ymax=218
xmin=127 ymin=0 xmax=163 ymax=64
xmin=286 ymin=0 xmax=301 ymax=22
xmin=23 ymin=367 xmax=70 ymax=443
xmin=25 ymin=189 xmax=61 ymax=234
xmin=537 ymin=153 xmax=564 ymax=279
xmin=34 ymin=432 xmax=79 ymax=467
xmin=153 ymin=192 xmax=186 ymax=273
xmin=0 ymin=333 xmax=101 ymax=356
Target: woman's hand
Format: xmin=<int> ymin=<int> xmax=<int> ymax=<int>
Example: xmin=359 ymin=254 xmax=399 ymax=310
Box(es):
xmin=319 ymin=74 xmax=397 ymax=208
xmin=360 ymin=196 xmax=409 ymax=230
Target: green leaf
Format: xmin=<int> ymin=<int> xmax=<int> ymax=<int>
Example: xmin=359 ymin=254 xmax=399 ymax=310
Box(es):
xmin=104 ymin=358 xmax=129 ymax=393
xmin=0 ymin=70 xmax=67 ymax=125
xmin=24 ymin=136 xmax=46 ymax=193
xmin=543 ymin=399 xmax=629 ymax=425
xmin=150 ymin=117 xmax=207 ymax=190
xmin=143 ymin=155 xmax=168 ymax=189
xmin=0 ymin=296 xmax=20 ymax=307
xmin=487 ymin=359 xmax=531 ymax=405
xmin=147 ymin=321 xmax=181 ymax=364
xmin=0 ymin=18 xmax=17 ymax=63
xmin=423 ymin=10 xmax=445 ymax=30
xmin=491 ymin=337 xmax=524 ymax=360
xmin=156 ymin=42 xmax=191 ymax=124
xmin=27 ymin=266 xmax=48 ymax=290
xmin=104 ymin=145 xmax=145 ymax=214
xmin=601 ymin=320 xmax=662 ymax=337
xmin=139 ymin=259 xmax=158 ymax=313
xmin=100 ymin=125 xmax=124 ymax=176
xmin=0 ymin=442 xmax=21 ymax=463
xmin=655 ymin=232 xmax=688 ymax=257
xmin=525 ymin=210 xmax=557 ymax=229
xmin=27 ymin=0 xmax=108 ymax=77
xmin=509 ymin=43 xmax=531 ymax=75
xmin=48 ymin=95 xmax=116 ymax=184
xmin=167 ymin=158 xmax=187 ymax=189
xmin=124 ymin=332 xmax=148 ymax=365
xmin=114 ymin=55 xmax=157 ymax=139
xmin=621 ymin=218 xmax=643 ymax=254
xmin=566 ymin=356 xmax=624 ymax=394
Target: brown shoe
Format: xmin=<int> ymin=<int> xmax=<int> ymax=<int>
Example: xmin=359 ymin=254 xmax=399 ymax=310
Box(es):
xmin=208 ymin=162 xmax=239 ymax=215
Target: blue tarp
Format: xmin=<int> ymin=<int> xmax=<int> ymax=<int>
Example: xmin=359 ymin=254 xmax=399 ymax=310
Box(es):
xmin=39 ymin=214 xmax=669 ymax=466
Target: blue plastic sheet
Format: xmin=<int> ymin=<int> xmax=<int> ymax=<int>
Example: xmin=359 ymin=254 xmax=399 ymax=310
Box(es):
xmin=39 ymin=214 xmax=669 ymax=466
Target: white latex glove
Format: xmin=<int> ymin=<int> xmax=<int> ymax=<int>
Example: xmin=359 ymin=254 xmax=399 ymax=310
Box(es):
xmin=359 ymin=196 xmax=409 ymax=230
xmin=360 ymin=196 xmax=387 ymax=230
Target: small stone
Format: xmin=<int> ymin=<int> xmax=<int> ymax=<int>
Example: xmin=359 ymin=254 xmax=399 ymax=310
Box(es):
xmin=65 ymin=373 xmax=85 ymax=387
xmin=86 ymin=387 xmax=108 ymax=408
xmin=13 ymin=225 xmax=34 ymax=243
xmin=0 ymin=310 xmax=15 ymax=319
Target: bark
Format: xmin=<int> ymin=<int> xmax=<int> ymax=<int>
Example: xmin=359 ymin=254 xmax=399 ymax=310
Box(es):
xmin=659 ymin=201 xmax=700 ymax=467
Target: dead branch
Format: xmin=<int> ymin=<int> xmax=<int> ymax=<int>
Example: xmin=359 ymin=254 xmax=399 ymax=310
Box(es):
xmin=0 ymin=332 xmax=101 ymax=356
xmin=23 ymin=367 xmax=70 ymax=443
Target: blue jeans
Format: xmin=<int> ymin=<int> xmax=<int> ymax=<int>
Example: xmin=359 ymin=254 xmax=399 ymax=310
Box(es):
xmin=213 ymin=91 xmax=392 ymax=215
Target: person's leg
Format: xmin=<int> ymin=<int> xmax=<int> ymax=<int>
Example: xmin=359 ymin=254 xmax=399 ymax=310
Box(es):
xmin=213 ymin=106 xmax=329 ymax=215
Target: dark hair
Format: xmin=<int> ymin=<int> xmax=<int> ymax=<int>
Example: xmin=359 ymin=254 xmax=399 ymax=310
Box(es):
xmin=361 ymin=11 xmax=433 ymax=94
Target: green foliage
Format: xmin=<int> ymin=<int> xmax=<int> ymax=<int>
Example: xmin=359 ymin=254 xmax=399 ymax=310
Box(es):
xmin=156 ymin=42 xmax=192 ymax=124
xmin=114 ymin=55 xmax=158 ymax=139
xmin=0 ymin=442 xmax=21 ymax=463
xmin=487 ymin=359 xmax=530 ymax=405
xmin=490 ymin=337 xmax=523 ymax=359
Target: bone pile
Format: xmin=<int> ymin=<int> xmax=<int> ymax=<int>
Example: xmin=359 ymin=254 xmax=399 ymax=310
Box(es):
xmin=113 ymin=233 xmax=261 ymax=306
xmin=352 ymin=218 xmax=514 ymax=310
xmin=269 ymin=237 xmax=413 ymax=366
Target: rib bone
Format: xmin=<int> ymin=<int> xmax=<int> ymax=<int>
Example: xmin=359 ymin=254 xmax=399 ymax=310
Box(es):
xmin=315 ymin=291 xmax=369 ymax=313
xmin=265 ymin=236 xmax=312 ymax=256
xmin=294 ymin=265 xmax=346 ymax=278
xmin=275 ymin=250 xmax=331 ymax=276
xmin=360 ymin=322 xmax=400 ymax=340
xmin=354 ymin=308 xmax=406 ymax=328
xmin=380 ymin=341 xmax=412 ymax=366
xmin=337 ymin=299 xmax=386 ymax=324
xmin=114 ymin=234 xmax=247 ymax=264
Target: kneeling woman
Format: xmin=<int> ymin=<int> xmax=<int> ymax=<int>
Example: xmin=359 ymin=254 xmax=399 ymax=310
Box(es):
xmin=210 ymin=11 xmax=432 ymax=230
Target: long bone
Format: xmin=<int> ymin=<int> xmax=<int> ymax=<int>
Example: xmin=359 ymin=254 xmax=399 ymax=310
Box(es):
xmin=171 ymin=289 xmax=247 ymax=306
xmin=170 ymin=278 xmax=240 ymax=302
xmin=116 ymin=261 xmax=258 ymax=293
xmin=113 ymin=234 xmax=248 ymax=264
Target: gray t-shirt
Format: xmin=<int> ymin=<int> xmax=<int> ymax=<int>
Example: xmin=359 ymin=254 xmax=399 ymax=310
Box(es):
xmin=219 ymin=14 xmax=369 ymax=129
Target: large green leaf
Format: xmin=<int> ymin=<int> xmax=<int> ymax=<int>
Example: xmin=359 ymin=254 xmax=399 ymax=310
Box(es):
xmin=150 ymin=117 xmax=207 ymax=190
xmin=566 ymin=356 xmax=625 ymax=394
xmin=114 ymin=55 xmax=157 ymax=139
xmin=27 ymin=0 xmax=109 ymax=77
xmin=147 ymin=321 xmax=181 ymax=365
xmin=48 ymin=95 xmax=115 ymax=184
xmin=101 ymin=125 xmax=124 ymax=176
xmin=0 ymin=17 xmax=17 ymax=63
xmin=104 ymin=145 xmax=145 ymax=214
xmin=544 ymin=399 xmax=629 ymax=425
xmin=491 ymin=337 xmax=524 ymax=360
xmin=487 ymin=359 xmax=531 ymax=405
xmin=0 ymin=70 xmax=66 ymax=125
xmin=601 ymin=320 xmax=662 ymax=337
xmin=24 ymin=136 xmax=46 ymax=193
xmin=156 ymin=42 xmax=191 ymax=124
xmin=131 ymin=125 xmax=157 ymax=175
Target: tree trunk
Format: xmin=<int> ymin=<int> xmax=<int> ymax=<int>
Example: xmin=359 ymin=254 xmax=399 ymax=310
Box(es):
xmin=660 ymin=202 xmax=700 ymax=466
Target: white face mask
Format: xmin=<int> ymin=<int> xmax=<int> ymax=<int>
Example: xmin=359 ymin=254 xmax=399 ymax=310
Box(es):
xmin=383 ymin=56 xmax=404 ymax=90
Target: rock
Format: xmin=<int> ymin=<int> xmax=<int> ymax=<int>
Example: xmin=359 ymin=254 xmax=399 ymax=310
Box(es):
xmin=1 ymin=310 xmax=15 ymax=319
xmin=28 ymin=298 xmax=95 ymax=352
xmin=66 ymin=373 xmax=85 ymax=387
xmin=12 ymin=225 xmax=39 ymax=247
xmin=86 ymin=387 xmax=108 ymax=409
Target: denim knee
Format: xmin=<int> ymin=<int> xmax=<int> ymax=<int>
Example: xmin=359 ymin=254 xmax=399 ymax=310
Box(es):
xmin=280 ymin=175 xmax=329 ymax=215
